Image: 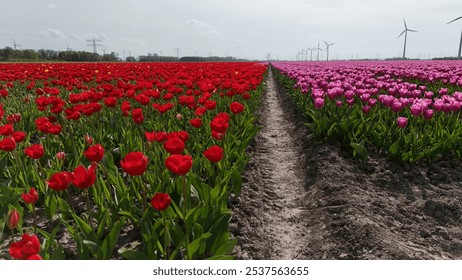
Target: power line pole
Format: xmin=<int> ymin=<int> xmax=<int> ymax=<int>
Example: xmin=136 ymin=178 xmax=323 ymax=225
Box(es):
xmin=86 ymin=38 xmax=103 ymax=54
xmin=174 ymin=47 xmax=180 ymax=59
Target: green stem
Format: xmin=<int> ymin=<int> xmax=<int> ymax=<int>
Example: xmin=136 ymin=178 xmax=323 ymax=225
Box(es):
xmin=32 ymin=206 xmax=37 ymax=234
xmin=163 ymin=215 xmax=169 ymax=260
xmin=86 ymin=190 xmax=94 ymax=232
xmin=139 ymin=176 xmax=147 ymax=212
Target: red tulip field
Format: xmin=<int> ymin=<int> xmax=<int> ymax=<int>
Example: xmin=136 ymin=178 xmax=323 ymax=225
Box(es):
xmin=1 ymin=60 xmax=462 ymax=260
xmin=0 ymin=62 xmax=266 ymax=260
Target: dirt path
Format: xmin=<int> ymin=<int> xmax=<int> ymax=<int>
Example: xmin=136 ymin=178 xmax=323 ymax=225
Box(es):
xmin=231 ymin=68 xmax=319 ymax=259
xmin=231 ymin=66 xmax=462 ymax=260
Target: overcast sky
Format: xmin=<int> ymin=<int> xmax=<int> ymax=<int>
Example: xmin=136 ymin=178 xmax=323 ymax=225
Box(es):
xmin=0 ymin=0 xmax=461 ymax=60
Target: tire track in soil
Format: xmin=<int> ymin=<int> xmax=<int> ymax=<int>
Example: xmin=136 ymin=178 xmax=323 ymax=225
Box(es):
xmin=231 ymin=68 xmax=321 ymax=260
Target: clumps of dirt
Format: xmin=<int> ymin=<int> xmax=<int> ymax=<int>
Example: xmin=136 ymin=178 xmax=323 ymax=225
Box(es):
xmin=231 ymin=66 xmax=462 ymax=260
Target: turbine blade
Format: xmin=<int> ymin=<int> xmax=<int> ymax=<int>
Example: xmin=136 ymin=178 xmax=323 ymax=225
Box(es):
xmin=407 ymin=29 xmax=417 ymax=32
xmin=397 ymin=30 xmax=406 ymax=38
xmin=447 ymin=16 xmax=462 ymax=24
xmin=404 ymin=19 xmax=407 ymax=29
xmin=323 ymin=40 xmax=328 ymax=45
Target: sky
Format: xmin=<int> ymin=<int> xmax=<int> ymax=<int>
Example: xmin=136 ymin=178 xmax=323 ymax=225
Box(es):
xmin=0 ymin=0 xmax=461 ymax=61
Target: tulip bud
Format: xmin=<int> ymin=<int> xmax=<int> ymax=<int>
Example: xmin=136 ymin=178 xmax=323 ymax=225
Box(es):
xmin=56 ymin=151 xmax=66 ymax=160
xmin=176 ymin=113 xmax=182 ymax=120
xmin=7 ymin=209 xmax=20 ymax=230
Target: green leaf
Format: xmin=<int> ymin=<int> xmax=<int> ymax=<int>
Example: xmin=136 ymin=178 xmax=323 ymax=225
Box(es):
xmin=350 ymin=142 xmax=368 ymax=160
xmin=56 ymin=197 xmax=70 ymax=213
xmin=187 ymin=233 xmax=211 ymax=260
xmin=215 ymin=238 xmax=237 ymax=256
xmin=206 ymin=255 xmax=235 ymax=260
xmin=0 ymin=217 xmax=5 ymax=242
xmin=101 ymin=217 xmax=126 ymax=260
xmin=206 ymin=212 xmax=231 ymax=254
xmin=83 ymin=240 xmax=102 ymax=258
xmin=118 ymin=248 xmax=148 ymax=260
xmin=72 ymin=213 xmax=97 ymax=241
xmin=51 ymin=244 xmax=66 ymax=260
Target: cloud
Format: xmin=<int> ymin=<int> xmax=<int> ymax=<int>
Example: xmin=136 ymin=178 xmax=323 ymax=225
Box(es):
xmin=47 ymin=3 xmax=56 ymax=9
xmin=84 ymin=32 xmax=109 ymax=41
xmin=185 ymin=19 xmax=222 ymax=37
xmin=69 ymin=34 xmax=84 ymax=41
xmin=38 ymin=27 xmax=65 ymax=39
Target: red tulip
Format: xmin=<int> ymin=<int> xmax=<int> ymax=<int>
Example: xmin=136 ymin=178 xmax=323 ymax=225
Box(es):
xmin=7 ymin=209 xmax=20 ymax=230
xmin=230 ymin=101 xmax=244 ymax=114
xmin=11 ymin=131 xmax=26 ymax=143
xmin=165 ymin=154 xmax=193 ymax=176
xmin=0 ymin=137 xmax=16 ymax=151
xmin=47 ymin=171 xmax=71 ymax=191
xmin=120 ymin=152 xmax=148 ymax=176
xmin=24 ymin=144 xmax=44 ymax=159
xmin=0 ymin=124 xmax=14 ymax=136
xmin=84 ymin=135 xmax=93 ymax=145
xmin=145 ymin=131 xmax=156 ymax=142
xmin=22 ymin=188 xmax=39 ymax=204
xmin=132 ymin=108 xmax=144 ymax=124
xmin=9 ymin=234 xmax=41 ymax=260
xmin=103 ymin=97 xmax=117 ymax=107
xmin=203 ymin=145 xmax=224 ymax=163
xmin=168 ymin=131 xmax=189 ymax=142
xmin=210 ymin=117 xmax=228 ymax=134
xmin=195 ymin=107 xmax=207 ymax=116
xmin=163 ymin=137 xmax=185 ymax=154
xmin=211 ymin=131 xmax=224 ymax=140
xmin=189 ymin=118 xmax=202 ymax=128
xmin=84 ymin=144 xmax=104 ymax=162
xmin=150 ymin=193 xmax=171 ymax=211
xmin=48 ymin=124 xmax=62 ymax=135
xmin=216 ymin=112 xmax=230 ymax=122
xmin=154 ymin=132 xmax=168 ymax=142
xmin=70 ymin=165 xmax=97 ymax=189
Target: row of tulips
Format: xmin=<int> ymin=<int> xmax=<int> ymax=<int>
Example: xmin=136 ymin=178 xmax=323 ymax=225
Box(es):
xmin=0 ymin=62 xmax=267 ymax=259
xmin=272 ymin=61 xmax=462 ymax=162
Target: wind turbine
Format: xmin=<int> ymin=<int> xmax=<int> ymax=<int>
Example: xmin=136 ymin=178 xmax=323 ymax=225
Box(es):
xmin=447 ymin=16 xmax=462 ymax=59
xmin=323 ymin=41 xmax=335 ymax=61
xmin=307 ymin=47 xmax=314 ymax=61
xmin=397 ymin=19 xmax=417 ymax=59
xmin=66 ymin=43 xmax=72 ymax=51
xmin=314 ymin=43 xmax=323 ymax=61
xmin=101 ymin=48 xmax=107 ymax=55
xmin=12 ymin=38 xmax=21 ymax=50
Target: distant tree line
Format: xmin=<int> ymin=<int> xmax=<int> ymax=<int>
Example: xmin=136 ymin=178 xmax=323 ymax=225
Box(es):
xmin=0 ymin=47 xmax=254 ymax=63
xmin=0 ymin=46 xmax=120 ymax=62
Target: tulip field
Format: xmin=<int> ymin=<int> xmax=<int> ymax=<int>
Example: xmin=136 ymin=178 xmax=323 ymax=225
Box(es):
xmin=2 ymin=60 xmax=462 ymax=260
xmin=272 ymin=61 xmax=462 ymax=162
xmin=0 ymin=62 xmax=266 ymax=260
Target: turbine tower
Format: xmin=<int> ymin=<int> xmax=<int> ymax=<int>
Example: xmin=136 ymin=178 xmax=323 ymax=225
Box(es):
xmin=447 ymin=16 xmax=462 ymax=59
xmin=307 ymin=47 xmax=314 ymax=61
xmin=314 ymin=43 xmax=323 ymax=61
xmin=397 ymin=19 xmax=417 ymax=59
xmin=323 ymin=41 xmax=335 ymax=61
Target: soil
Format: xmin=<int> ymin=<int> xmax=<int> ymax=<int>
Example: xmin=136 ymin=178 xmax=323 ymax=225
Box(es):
xmin=230 ymin=67 xmax=462 ymax=260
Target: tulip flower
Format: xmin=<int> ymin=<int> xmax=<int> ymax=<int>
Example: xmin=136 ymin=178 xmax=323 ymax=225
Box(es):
xmin=397 ymin=117 xmax=408 ymax=128
xmin=121 ymin=152 xmax=148 ymax=176
xmin=9 ymin=234 xmax=42 ymax=260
